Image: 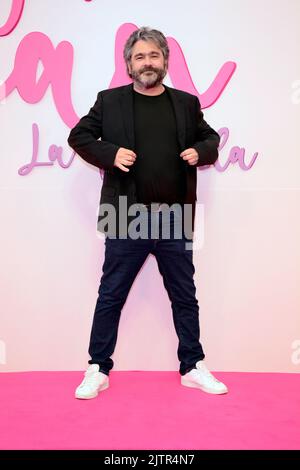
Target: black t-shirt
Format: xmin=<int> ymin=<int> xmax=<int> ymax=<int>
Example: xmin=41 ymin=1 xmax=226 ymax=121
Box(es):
xmin=132 ymin=88 xmax=186 ymax=205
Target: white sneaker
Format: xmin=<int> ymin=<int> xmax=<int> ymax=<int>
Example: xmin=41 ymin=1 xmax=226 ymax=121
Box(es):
xmin=75 ymin=364 xmax=109 ymax=399
xmin=181 ymin=360 xmax=228 ymax=394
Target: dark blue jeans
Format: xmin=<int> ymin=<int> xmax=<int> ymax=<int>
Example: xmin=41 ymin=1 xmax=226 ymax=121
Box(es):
xmin=88 ymin=207 xmax=205 ymax=375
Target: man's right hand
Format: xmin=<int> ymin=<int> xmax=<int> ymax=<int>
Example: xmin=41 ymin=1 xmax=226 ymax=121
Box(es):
xmin=114 ymin=147 xmax=137 ymax=172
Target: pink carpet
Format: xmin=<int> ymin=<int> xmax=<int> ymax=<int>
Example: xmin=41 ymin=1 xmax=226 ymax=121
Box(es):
xmin=0 ymin=371 xmax=299 ymax=450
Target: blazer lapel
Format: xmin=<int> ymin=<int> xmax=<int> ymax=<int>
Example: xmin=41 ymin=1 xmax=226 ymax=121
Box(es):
xmin=119 ymin=82 xmax=186 ymax=151
xmin=119 ymin=83 xmax=135 ymax=150
xmin=164 ymin=84 xmax=186 ymax=151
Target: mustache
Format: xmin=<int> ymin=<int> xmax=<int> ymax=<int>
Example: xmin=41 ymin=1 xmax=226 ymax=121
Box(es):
xmin=139 ymin=67 xmax=160 ymax=74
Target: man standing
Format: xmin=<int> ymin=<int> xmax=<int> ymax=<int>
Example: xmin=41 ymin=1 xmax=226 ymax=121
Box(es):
xmin=68 ymin=27 xmax=228 ymax=399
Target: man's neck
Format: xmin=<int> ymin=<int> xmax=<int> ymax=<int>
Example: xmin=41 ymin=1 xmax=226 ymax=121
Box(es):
xmin=133 ymin=82 xmax=165 ymax=96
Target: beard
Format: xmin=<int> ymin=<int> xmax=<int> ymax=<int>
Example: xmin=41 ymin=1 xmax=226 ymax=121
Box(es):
xmin=131 ymin=65 xmax=167 ymax=89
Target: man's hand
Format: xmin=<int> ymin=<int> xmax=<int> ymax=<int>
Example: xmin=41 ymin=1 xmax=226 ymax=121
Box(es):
xmin=114 ymin=147 xmax=137 ymax=172
xmin=180 ymin=148 xmax=199 ymax=165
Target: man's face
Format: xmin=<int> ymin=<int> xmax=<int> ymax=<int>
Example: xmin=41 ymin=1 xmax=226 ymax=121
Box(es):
xmin=128 ymin=39 xmax=167 ymax=89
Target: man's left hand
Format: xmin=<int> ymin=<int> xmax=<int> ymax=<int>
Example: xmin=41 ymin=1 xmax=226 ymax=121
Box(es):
xmin=180 ymin=148 xmax=199 ymax=165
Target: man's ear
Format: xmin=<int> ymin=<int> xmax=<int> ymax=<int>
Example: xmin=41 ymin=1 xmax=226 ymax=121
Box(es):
xmin=127 ymin=62 xmax=132 ymax=78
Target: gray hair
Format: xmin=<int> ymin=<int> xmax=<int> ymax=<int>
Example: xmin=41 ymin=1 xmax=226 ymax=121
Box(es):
xmin=123 ymin=27 xmax=169 ymax=76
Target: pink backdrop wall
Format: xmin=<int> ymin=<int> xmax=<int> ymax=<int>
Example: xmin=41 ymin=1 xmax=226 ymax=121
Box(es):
xmin=1 ymin=0 xmax=300 ymax=372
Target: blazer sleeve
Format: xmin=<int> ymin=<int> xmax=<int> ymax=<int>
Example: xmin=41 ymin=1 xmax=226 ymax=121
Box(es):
xmin=191 ymin=96 xmax=220 ymax=167
xmin=67 ymin=91 xmax=119 ymax=171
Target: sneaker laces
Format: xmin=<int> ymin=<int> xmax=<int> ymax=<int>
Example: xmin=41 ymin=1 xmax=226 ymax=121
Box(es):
xmin=196 ymin=363 xmax=221 ymax=383
xmin=79 ymin=370 xmax=101 ymax=389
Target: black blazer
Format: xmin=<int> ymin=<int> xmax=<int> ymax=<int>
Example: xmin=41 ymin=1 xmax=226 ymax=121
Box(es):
xmin=67 ymin=83 xmax=220 ymax=235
